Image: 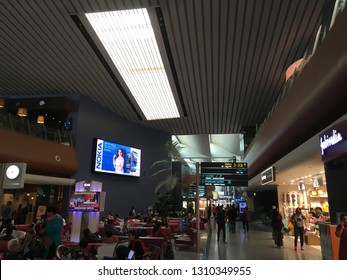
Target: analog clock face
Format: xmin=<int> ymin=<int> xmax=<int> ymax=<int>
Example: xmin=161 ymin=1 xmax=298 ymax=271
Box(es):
xmin=6 ymin=165 xmax=20 ymax=180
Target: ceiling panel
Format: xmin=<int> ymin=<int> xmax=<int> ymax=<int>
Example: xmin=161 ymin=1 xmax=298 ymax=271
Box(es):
xmin=0 ymin=0 xmax=327 ymax=136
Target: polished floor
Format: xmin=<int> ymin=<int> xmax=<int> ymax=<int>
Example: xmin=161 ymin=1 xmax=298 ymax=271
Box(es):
xmin=174 ymin=221 xmax=322 ymax=260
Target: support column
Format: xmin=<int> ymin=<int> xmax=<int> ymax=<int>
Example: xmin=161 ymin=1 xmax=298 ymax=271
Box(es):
xmin=195 ymin=162 xmax=200 ymax=253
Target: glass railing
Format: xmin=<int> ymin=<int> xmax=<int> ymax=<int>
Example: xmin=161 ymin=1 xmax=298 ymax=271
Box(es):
xmin=0 ymin=110 xmax=73 ymax=146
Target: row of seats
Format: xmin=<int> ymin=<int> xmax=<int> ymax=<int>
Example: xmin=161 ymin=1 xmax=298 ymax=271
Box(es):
xmin=62 ymin=236 xmax=167 ymax=260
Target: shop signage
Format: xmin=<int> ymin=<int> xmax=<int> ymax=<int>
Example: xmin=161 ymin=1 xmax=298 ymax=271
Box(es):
xmin=261 ymin=166 xmax=275 ymax=185
xmin=320 ymin=130 xmax=343 ymax=155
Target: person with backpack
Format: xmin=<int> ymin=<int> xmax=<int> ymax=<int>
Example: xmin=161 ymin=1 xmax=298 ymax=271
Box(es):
xmin=127 ymin=230 xmax=147 ymax=260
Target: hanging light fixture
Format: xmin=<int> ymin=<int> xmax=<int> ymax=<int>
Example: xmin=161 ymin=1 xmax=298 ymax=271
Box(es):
xmin=86 ymin=9 xmax=181 ymax=120
xmin=17 ymin=108 xmax=28 ymax=117
xmin=37 ymin=115 xmax=45 ymax=124
xmin=0 ymin=98 xmax=5 ymax=108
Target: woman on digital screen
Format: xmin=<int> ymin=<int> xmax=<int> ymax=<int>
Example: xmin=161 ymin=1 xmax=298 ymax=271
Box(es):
xmin=113 ymin=148 xmax=124 ymax=173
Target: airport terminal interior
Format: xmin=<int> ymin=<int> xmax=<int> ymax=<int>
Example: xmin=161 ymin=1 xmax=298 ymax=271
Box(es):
xmin=0 ymin=0 xmax=347 ymax=260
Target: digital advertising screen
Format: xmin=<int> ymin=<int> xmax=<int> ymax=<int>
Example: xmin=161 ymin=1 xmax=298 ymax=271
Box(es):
xmin=92 ymin=138 xmax=141 ymax=177
xmin=69 ymin=192 xmax=100 ymax=212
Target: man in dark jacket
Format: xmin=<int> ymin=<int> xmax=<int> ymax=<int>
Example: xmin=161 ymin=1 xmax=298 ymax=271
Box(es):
xmin=216 ymin=206 xmax=226 ymax=243
xmin=227 ymin=204 xmax=238 ymax=233
xmin=271 ymin=206 xmax=283 ymax=247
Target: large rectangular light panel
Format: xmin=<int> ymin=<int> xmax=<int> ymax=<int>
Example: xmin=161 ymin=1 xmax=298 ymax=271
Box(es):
xmin=86 ymin=9 xmax=180 ymax=120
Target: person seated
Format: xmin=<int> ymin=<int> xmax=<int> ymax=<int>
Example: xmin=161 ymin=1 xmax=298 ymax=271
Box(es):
xmin=107 ymin=211 xmax=114 ymax=222
xmin=104 ymin=219 xmax=115 ymax=233
xmin=0 ymin=225 xmax=15 ymax=240
xmin=20 ymin=228 xmax=44 ymax=259
xmin=86 ymin=246 xmax=98 ymax=260
xmin=3 ymin=238 xmax=25 ymax=260
xmin=127 ymin=230 xmax=147 ymax=260
xmin=72 ymin=239 xmax=89 ymax=259
xmin=114 ymin=214 xmax=121 ymax=226
xmin=152 ymin=221 xmax=165 ymax=237
xmin=122 ymin=218 xmax=131 ymax=235
xmin=102 ymin=230 xmax=119 ymax=244
xmin=99 ymin=217 xmax=106 ymax=228
xmin=80 ymin=228 xmax=100 ymax=244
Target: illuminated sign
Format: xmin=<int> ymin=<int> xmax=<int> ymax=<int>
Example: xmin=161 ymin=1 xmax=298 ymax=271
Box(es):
xmin=320 ymin=130 xmax=343 ymax=155
xmin=201 ymin=162 xmax=248 ymax=187
xmin=261 ymin=167 xmax=275 ymax=185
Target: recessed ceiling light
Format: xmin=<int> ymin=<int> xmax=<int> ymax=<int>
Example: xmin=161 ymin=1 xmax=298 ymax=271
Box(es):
xmin=86 ymin=9 xmax=180 ymax=120
xmin=320 ymin=171 xmax=324 ymax=174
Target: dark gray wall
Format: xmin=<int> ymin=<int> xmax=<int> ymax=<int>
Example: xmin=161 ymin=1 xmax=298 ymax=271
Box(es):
xmin=324 ymin=156 xmax=347 ymax=224
xmin=73 ymin=95 xmax=171 ymax=218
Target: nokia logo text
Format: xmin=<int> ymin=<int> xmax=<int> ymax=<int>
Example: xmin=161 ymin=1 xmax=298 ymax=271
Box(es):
xmin=96 ymin=142 xmax=103 ymax=169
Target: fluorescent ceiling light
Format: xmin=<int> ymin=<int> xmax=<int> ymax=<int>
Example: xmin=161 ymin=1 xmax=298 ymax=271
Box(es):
xmin=86 ymin=9 xmax=180 ymax=120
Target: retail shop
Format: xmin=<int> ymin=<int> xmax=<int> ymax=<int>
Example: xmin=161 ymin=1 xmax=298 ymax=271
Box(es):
xmin=277 ymin=170 xmax=329 ymax=245
xmin=318 ymin=120 xmax=347 ymax=259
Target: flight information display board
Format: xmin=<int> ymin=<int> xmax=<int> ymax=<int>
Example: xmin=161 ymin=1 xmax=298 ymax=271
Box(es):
xmin=200 ymin=162 xmax=248 ymax=187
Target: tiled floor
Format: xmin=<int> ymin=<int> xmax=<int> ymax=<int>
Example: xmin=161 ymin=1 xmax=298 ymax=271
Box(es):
xmin=174 ymin=221 xmax=322 ymax=260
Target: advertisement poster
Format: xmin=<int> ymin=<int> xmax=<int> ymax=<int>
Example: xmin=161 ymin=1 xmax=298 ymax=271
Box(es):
xmin=36 ymin=205 xmax=46 ymax=219
xmin=94 ymin=139 xmax=141 ymax=177
xmin=69 ymin=192 xmax=100 ymax=212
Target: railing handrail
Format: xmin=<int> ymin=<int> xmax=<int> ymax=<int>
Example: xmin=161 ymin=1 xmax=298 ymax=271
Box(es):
xmin=0 ymin=110 xmax=73 ymax=147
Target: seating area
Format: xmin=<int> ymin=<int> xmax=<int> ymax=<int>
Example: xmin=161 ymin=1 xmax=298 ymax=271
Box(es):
xmin=0 ymin=214 xmax=203 ymax=260
xmin=62 ymin=235 xmax=167 ymax=260
xmin=174 ymin=228 xmax=197 ymax=250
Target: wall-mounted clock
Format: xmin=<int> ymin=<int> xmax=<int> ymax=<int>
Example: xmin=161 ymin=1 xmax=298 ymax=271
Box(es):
xmin=5 ymin=164 xmax=20 ymax=180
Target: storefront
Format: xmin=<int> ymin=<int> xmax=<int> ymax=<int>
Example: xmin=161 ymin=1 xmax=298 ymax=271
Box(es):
xmin=277 ymin=171 xmax=329 ymax=246
xmin=1 ymin=183 xmax=71 ymax=225
xmin=318 ymin=120 xmax=347 ymax=259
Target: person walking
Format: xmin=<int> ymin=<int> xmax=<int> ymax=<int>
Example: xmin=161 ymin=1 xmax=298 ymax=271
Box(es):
xmin=290 ymin=207 xmax=306 ymax=250
xmin=1 ymin=201 xmax=13 ymax=231
xmin=216 ymin=206 xmax=226 ymax=243
xmin=227 ymin=204 xmax=237 ymax=233
xmin=242 ymin=207 xmax=250 ymax=232
xmin=271 ymin=206 xmax=284 ymax=247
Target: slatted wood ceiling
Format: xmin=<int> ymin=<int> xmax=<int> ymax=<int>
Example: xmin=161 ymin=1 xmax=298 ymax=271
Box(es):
xmin=0 ymin=0 xmax=326 ymax=135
